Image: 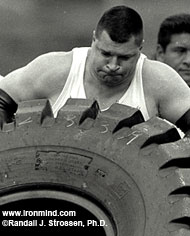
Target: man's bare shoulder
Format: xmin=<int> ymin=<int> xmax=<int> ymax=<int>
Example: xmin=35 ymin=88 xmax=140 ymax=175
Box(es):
xmin=26 ymin=51 xmax=73 ymax=75
xmin=2 ymin=50 xmax=73 ymax=102
xmin=5 ymin=50 xmax=73 ymax=84
xmin=142 ymin=58 xmax=187 ymax=93
xmin=30 ymin=51 xmax=73 ymax=97
xmin=143 ymin=58 xmax=180 ymax=82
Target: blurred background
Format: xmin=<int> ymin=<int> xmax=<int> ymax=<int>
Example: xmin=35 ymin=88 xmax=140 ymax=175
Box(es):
xmin=0 ymin=0 xmax=189 ymax=75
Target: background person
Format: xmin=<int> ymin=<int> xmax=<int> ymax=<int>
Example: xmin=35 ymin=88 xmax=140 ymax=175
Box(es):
xmin=155 ymin=13 xmax=190 ymax=86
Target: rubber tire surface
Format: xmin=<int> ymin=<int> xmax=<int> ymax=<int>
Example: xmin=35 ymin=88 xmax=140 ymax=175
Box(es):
xmin=0 ymin=98 xmax=190 ymax=236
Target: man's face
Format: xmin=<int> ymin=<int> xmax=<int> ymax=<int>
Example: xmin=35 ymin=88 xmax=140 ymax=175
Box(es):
xmin=89 ymin=30 xmax=142 ymax=87
xmin=157 ymin=33 xmax=190 ymax=86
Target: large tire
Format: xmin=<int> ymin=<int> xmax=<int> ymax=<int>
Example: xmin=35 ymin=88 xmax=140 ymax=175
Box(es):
xmin=0 ymin=98 xmax=189 ymax=235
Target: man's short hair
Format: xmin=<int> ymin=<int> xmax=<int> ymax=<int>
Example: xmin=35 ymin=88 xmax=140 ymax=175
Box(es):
xmin=157 ymin=13 xmax=190 ymax=51
xmin=95 ymin=5 xmax=143 ymax=46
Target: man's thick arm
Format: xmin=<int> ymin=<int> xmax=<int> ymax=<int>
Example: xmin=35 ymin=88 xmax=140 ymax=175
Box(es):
xmin=151 ymin=61 xmax=190 ymax=134
xmin=0 ymin=52 xmax=72 ymax=127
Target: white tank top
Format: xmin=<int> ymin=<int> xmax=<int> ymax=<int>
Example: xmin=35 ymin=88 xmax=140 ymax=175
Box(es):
xmin=52 ymin=47 xmax=150 ymax=120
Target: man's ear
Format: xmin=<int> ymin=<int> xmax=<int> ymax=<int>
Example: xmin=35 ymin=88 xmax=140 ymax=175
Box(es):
xmin=92 ymin=30 xmax=96 ymax=42
xmin=155 ymin=44 xmax=165 ymax=62
xmin=139 ymin=39 xmax=145 ymax=50
xmin=90 ymin=31 xmax=96 ymax=46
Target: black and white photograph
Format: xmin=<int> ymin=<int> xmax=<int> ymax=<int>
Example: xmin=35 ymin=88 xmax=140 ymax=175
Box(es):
xmin=0 ymin=0 xmax=189 ymax=235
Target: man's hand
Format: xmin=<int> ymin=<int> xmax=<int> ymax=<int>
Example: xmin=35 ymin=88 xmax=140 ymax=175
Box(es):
xmin=175 ymin=108 xmax=190 ymax=137
xmin=0 ymin=89 xmax=18 ymax=128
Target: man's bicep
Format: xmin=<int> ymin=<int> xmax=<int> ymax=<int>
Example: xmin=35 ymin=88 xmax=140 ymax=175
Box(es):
xmin=160 ymin=85 xmax=190 ymax=124
xmin=149 ymin=60 xmax=190 ymax=126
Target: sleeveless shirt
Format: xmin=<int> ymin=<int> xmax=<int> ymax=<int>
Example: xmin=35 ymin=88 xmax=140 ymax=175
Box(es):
xmin=52 ymin=47 xmax=150 ymax=120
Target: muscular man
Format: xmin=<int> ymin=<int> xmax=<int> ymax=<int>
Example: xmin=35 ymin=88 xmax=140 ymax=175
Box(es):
xmin=0 ymin=5 xmax=190 ymax=134
xmin=155 ymin=13 xmax=190 ymax=86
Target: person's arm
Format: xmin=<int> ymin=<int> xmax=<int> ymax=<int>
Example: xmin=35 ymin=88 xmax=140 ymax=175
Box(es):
xmin=148 ymin=60 xmax=190 ymax=135
xmin=0 ymin=51 xmax=72 ymax=126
